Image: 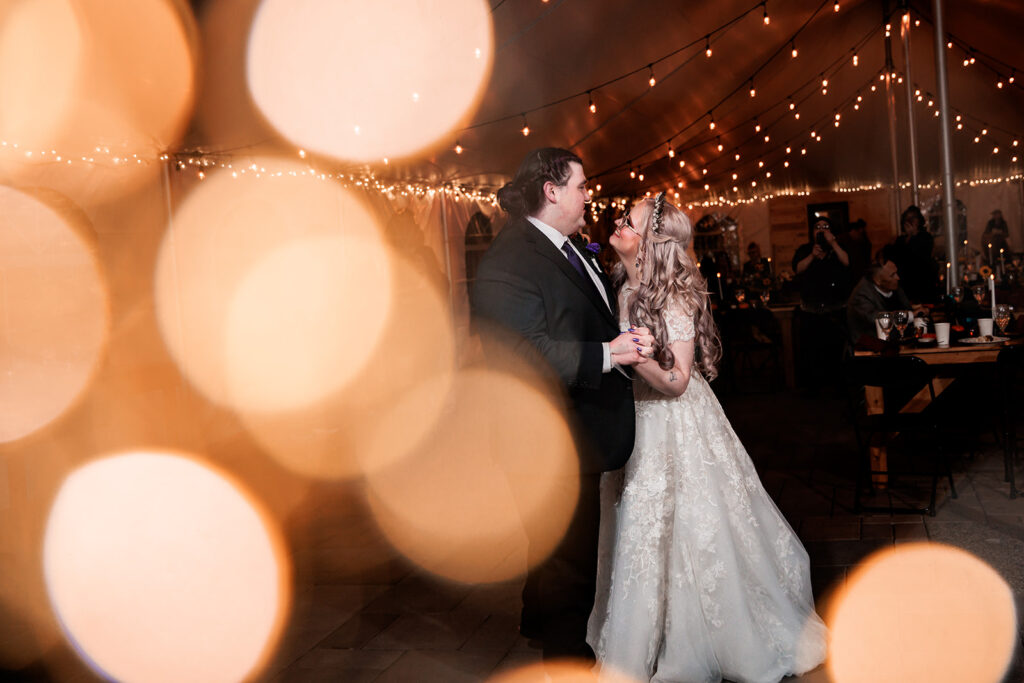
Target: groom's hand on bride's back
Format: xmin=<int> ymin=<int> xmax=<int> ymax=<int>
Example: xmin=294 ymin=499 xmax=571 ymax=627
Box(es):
xmin=610 ymin=328 xmax=654 ymax=366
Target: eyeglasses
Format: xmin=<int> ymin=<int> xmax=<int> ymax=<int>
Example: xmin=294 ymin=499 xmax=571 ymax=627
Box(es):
xmin=619 ymin=210 xmax=641 ymax=237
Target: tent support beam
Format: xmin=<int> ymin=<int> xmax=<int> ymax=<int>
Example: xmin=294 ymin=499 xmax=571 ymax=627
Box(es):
xmin=932 ymin=0 xmax=959 ymax=281
xmin=883 ymin=3 xmax=902 ymax=234
xmin=900 ymin=5 xmax=921 ymax=207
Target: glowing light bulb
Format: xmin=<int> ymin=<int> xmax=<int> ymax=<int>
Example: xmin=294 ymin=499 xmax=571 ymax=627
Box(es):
xmin=521 ymin=125 xmax=530 ymax=136
xmin=853 ymin=53 xmax=859 ymax=66
xmin=668 ymin=147 xmax=675 ymax=158
xmin=679 ymin=159 xmax=685 ymax=168
xmin=834 ymin=2 xmax=840 ymax=11
xmin=454 ymin=142 xmax=463 ymax=154
xmin=705 ymin=37 xmax=712 ymax=58
xmin=791 ymin=43 xmax=798 ymax=58
xmin=763 ymin=5 xmax=770 ymax=24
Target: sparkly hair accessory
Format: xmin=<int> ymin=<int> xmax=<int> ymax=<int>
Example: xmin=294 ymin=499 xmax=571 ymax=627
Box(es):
xmin=652 ymin=191 xmax=666 ymax=233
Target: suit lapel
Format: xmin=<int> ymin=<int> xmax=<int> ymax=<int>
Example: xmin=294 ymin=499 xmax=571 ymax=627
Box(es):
xmin=577 ymin=241 xmax=618 ymax=319
xmin=518 ymin=221 xmax=617 ymax=326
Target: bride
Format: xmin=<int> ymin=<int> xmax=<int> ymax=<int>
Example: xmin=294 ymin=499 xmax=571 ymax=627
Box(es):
xmin=587 ymin=193 xmax=827 ymax=683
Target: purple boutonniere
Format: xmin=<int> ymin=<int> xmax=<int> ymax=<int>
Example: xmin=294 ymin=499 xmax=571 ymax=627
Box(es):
xmin=586 ymin=242 xmax=601 ymax=254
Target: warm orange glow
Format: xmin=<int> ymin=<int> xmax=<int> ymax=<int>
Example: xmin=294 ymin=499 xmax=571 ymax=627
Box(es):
xmin=0 ymin=0 xmax=195 ymax=201
xmin=0 ymin=187 xmax=109 ymax=442
xmin=155 ymin=159 xmax=392 ymax=415
xmin=237 ymin=254 xmax=456 ymax=481
xmin=827 ymin=543 xmax=1016 ymax=683
xmin=487 ymin=660 xmax=639 ymax=682
xmin=43 ymin=451 xmax=290 ymax=682
xmin=246 ymin=0 xmax=493 ymax=161
xmin=223 ymin=234 xmax=392 ymax=413
xmin=366 ymin=367 xmax=578 ymax=584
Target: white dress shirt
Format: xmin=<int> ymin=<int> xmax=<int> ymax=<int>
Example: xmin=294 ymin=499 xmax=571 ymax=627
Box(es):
xmin=526 ymin=216 xmax=614 ymax=373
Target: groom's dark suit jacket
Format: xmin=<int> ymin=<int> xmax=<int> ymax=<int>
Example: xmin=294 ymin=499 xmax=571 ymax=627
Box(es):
xmin=470 ymin=217 xmax=634 ymax=473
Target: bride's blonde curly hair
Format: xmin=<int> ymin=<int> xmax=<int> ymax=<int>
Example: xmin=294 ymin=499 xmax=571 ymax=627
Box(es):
xmin=612 ymin=194 xmax=722 ymax=379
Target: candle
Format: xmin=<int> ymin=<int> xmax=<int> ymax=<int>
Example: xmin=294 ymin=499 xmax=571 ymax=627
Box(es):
xmin=716 ymin=271 xmax=724 ymax=298
xmin=988 ymin=242 xmax=993 ymax=264
xmin=946 ymin=262 xmax=951 ymax=295
xmin=1000 ymin=248 xmax=1006 ymax=277
xmin=990 ymin=273 xmax=996 ymax=310
xmin=766 ymin=256 xmax=773 ymax=276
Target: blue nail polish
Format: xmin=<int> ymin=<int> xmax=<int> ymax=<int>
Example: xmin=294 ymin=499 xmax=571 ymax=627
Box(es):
xmin=632 ymin=338 xmax=639 ymax=342
xmin=636 ymin=346 xmax=642 ymax=352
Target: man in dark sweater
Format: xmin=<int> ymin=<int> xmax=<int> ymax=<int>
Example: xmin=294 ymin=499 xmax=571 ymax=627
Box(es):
xmin=847 ymin=257 xmax=917 ymax=343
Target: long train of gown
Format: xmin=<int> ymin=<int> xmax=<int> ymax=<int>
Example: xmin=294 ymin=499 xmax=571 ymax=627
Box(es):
xmin=588 ymin=302 xmax=827 ymax=683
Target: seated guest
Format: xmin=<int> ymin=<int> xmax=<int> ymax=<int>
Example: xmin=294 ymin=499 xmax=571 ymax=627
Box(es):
xmin=742 ymin=241 xmax=771 ymax=280
xmin=847 ymin=256 xmax=927 ymax=344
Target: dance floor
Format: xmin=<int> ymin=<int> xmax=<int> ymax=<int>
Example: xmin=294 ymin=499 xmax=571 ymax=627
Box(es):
xmin=8 ymin=388 xmax=1024 ymax=682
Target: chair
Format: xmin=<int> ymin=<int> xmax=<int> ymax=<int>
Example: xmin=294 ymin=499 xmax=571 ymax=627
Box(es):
xmin=842 ymin=355 xmax=957 ymax=516
xmin=997 ymin=345 xmax=1024 ymax=499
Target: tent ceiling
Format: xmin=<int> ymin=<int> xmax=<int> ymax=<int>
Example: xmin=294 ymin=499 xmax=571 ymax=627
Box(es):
xmin=404 ymin=0 xmax=1024 ymax=202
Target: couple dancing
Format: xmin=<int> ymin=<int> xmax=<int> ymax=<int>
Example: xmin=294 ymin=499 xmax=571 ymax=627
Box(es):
xmin=471 ymin=148 xmax=827 ymax=682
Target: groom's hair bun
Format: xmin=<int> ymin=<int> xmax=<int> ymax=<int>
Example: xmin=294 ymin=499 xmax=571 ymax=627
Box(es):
xmin=498 ymin=148 xmax=582 ymax=218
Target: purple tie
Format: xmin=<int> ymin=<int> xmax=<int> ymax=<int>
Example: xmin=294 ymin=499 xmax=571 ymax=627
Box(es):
xmin=561 ymin=240 xmax=588 ymax=280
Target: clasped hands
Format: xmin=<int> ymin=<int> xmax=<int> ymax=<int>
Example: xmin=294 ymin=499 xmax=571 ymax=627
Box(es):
xmin=610 ymin=327 xmax=655 ymax=366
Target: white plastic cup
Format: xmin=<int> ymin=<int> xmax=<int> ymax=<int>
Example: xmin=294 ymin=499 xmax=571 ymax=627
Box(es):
xmin=935 ymin=322 xmax=951 ymax=347
xmin=978 ymin=318 xmax=994 ymax=336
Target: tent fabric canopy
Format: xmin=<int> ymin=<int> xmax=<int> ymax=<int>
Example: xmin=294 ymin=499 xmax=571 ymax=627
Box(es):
xmin=417 ymin=0 xmax=1024 ymax=202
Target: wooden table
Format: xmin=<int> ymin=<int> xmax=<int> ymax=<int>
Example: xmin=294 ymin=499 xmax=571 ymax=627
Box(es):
xmin=853 ymin=339 xmax=1023 ymax=484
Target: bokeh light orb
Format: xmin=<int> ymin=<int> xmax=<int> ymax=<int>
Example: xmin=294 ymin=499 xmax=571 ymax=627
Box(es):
xmin=223 ymin=233 xmax=391 ymax=414
xmin=237 ymin=253 xmax=456 ymax=480
xmin=43 ymin=451 xmax=290 ymax=683
xmin=246 ymin=0 xmax=493 ymax=161
xmin=155 ymin=159 xmax=392 ymax=415
xmin=366 ymin=368 xmax=578 ymax=584
xmin=487 ymin=660 xmax=639 ymax=682
xmin=827 ymin=542 xmax=1016 ymax=683
xmin=0 ymin=0 xmax=195 ymax=200
xmin=0 ymin=186 xmax=109 ymax=442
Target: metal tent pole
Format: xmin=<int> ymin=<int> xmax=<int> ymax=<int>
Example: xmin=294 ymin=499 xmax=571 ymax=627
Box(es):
xmin=932 ymin=0 xmax=959 ymax=278
xmin=883 ymin=9 xmax=903 ymax=234
xmin=900 ymin=8 xmax=921 ymax=206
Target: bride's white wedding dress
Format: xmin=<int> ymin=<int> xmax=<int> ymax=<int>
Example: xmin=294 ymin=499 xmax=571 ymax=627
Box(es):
xmin=588 ymin=295 xmax=827 ymax=683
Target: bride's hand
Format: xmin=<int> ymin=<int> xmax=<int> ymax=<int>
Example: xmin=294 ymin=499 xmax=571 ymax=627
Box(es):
xmin=611 ymin=328 xmax=654 ymax=359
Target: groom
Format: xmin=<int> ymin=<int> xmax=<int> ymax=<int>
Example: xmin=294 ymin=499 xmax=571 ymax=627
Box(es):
xmin=471 ymin=148 xmax=648 ymax=661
